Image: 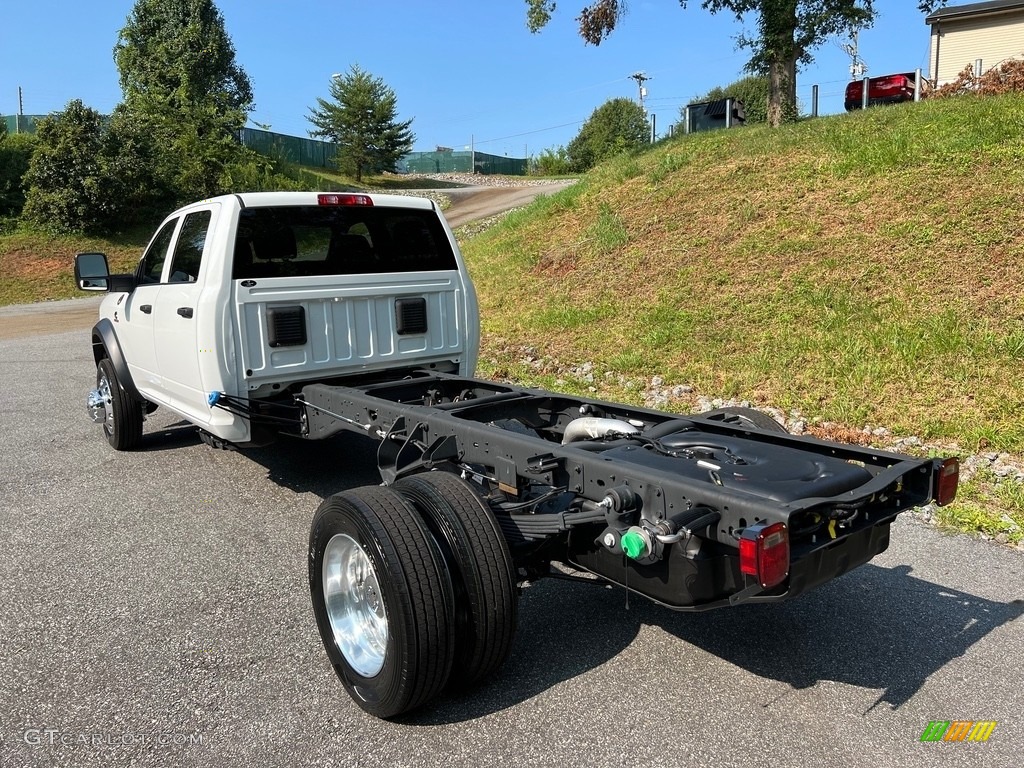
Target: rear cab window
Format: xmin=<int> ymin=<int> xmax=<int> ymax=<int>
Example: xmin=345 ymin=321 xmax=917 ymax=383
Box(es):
xmin=232 ymin=206 xmax=456 ymax=280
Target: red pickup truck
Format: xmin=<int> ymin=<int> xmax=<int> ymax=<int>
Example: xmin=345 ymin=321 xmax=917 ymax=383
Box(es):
xmin=845 ymin=72 xmax=922 ymax=111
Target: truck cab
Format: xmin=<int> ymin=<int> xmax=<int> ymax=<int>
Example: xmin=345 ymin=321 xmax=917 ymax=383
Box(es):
xmin=75 ymin=191 xmax=480 ymax=447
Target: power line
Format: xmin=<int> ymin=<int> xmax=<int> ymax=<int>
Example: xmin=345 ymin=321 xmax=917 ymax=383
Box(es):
xmin=466 ymin=120 xmax=587 ymax=147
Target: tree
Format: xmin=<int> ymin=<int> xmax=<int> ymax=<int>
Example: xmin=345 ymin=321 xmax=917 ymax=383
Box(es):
xmin=0 ymin=129 xmax=36 ymax=218
xmin=114 ymin=0 xmax=254 ymax=199
xmin=526 ymin=0 xmax=904 ymax=127
xmin=308 ymin=65 xmax=415 ymax=182
xmin=566 ymin=98 xmax=650 ymax=172
xmin=22 ymin=101 xmax=114 ymax=232
xmin=20 ymin=100 xmax=174 ymax=232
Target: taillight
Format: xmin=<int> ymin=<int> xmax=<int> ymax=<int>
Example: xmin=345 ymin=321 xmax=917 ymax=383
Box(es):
xmin=934 ymin=457 xmax=959 ymax=506
xmin=876 ymin=76 xmax=904 ymax=91
xmin=318 ymin=193 xmax=373 ymax=207
xmin=739 ymin=522 xmax=790 ymax=589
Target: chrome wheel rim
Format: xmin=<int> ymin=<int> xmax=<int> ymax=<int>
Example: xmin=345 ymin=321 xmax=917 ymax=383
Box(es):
xmin=97 ymin=371 xmax=114 ymax=435
xmin=322 ymin=533 xmax=387 ymax=677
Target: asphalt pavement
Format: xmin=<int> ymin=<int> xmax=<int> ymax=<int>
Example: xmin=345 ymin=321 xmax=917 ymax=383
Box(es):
xmin=1 ymin=322 xmax=1022 ymax=768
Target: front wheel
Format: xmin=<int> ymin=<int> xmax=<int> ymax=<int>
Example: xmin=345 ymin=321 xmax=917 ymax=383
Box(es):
xmin=309 ymin=486 xmax=455 ymax=718
xmin=95 ymin=358 xmax=143 ymax=450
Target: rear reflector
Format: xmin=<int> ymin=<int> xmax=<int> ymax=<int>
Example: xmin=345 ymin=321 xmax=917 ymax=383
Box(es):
xmin=934 ymin=457 xmax=959 ymax=506
xmin=739 ymin=522 xmax=790 ymax=589
xmin=318 ymin=193 xmax=373 ymax=207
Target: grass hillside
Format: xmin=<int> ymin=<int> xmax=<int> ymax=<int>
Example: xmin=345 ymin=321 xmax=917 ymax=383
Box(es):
xmin=465 ymin=94 xmax=1024 ymax=458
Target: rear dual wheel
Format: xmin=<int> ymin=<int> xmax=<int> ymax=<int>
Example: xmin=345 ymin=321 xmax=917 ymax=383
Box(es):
xmin=309 ymin=474 xmax=518 ymax=717
xmin=394 ymin=471 xmax=518 ymax=689
xmin=309 ymin=486 xmax=455 ymax=719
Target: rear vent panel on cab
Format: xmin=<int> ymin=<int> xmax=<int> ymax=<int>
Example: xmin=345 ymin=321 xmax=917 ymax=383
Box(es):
xmin=395 ymin=297 xmax=428 ymax=335
xmin=267 ymin=306 xmax=307 ymax=347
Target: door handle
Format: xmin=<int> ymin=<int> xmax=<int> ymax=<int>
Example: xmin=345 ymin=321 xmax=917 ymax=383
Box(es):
xmin=139 ymin=304 xmax=152 ymax=314
xmin=177 ymin=307 xmax=194 ymax=319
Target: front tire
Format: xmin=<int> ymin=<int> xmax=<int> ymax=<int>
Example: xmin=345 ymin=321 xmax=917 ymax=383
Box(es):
xmin=309 ymin=486 xmax=455 ymax=718
xmin=96 ymin=358 xmax=143 ymax=450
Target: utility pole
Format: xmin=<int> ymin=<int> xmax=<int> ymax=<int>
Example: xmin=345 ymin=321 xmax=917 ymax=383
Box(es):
xmin=17 ymin=86 xmax=24 ymax=133
xmin=629 ymin=71 xmax=650 ymax=113
xmin=840 ymin=31 xmax=867 ymax=81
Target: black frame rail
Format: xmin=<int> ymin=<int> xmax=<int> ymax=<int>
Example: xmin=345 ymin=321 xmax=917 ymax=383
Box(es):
xmin=296 ymin=370 xmax=940 ymax=549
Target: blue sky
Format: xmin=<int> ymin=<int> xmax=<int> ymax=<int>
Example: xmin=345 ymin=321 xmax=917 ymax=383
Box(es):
xmin=2 ymin=1 xmax=935 ymax=157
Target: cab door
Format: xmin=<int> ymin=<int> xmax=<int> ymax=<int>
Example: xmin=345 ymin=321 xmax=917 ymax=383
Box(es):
xmin=118 ymin=217 xmax=179 ymax=398
xmin=153 ymin=207 xmax=217 ymax=422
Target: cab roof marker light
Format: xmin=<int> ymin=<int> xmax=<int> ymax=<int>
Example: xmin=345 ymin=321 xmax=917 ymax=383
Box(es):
xmin=318 ymin=193 xmax=373 ymax=207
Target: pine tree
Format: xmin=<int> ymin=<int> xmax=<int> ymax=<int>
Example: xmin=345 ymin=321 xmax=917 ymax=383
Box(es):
xmin=308 ymin=65 xmax=415 ymax=183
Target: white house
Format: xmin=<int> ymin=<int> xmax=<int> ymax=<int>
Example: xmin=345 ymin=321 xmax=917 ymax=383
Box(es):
xmin=926 ymin=0 xmax=1024 ymax=85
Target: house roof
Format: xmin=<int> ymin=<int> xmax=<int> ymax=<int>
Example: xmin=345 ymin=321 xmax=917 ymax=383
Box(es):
xmin=926 ymin=0 xmax=1024 ymax=24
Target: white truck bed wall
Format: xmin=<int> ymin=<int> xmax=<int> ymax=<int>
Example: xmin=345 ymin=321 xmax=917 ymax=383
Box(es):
xmin=235 ymin=272 xmax=468 ymax=390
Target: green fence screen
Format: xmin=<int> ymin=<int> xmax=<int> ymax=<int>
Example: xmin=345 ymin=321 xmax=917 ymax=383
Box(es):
xmin=2 ymin=115 xmax=43 ymax=134
xmin=400 ymin=150 xmax=527 ymax=176
xmin=238 ymin=127 xmax=337 ymax=168
xmin=4 ymin=118 xmax=528 ymax=176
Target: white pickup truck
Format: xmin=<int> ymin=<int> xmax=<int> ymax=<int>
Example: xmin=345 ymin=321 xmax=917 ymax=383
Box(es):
xmin=76 ymin=191 xmax=958 ymax=719
xmin=75 ymin=191 xmax=479 ymax=449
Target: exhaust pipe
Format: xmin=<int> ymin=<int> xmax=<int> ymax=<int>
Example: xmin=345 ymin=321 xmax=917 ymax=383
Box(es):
xmin=562 ymin=417 xmax=640 ymax=445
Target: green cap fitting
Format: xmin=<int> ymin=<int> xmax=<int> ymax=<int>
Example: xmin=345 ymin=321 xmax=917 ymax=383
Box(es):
xmin=622 ymin=530 xmax=647 ymax=560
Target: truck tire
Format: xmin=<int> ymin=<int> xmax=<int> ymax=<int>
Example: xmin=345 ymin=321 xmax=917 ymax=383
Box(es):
xmin=309 ymin=486 xmax=455 ymax=718
xmin=394 ymin=471 xmax=518 ymax=690
xmin=702 ymin=406 xmax=788 ymax=434
xmin=96 ymin=358 xmax=144 ymax=450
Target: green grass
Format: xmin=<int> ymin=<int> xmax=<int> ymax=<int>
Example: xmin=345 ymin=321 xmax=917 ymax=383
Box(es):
xmin=0 ymin=226 xmax=150 ymax=305
xmin=463 ymin=93 xmax=1024 ymax=539
xmin=936 ymin=470 xmax=1024 ymax=543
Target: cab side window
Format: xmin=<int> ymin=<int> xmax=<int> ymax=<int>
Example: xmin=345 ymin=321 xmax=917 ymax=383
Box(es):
xmin=138 ymin=218 xmax=179 ymax=284
xmin=167 ymin=211 xmax=212 ymax=283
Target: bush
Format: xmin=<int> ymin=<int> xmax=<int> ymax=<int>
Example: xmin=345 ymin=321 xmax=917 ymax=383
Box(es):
xmin=0 ymin=131 xmax=36 ymax=218
xmin=22 ymin=101 xmax=113 ymax=233
xmin=532 ymin=146 xmax=572 ymax=176
xmin=933 ymin=57 xmax=1024 ymax=98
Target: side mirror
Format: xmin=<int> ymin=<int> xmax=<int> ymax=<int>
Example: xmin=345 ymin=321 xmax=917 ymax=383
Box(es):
xmin=74 ymin=252 xmax=138 ymax=293
xmin=74 ymin=252 xmax=110 ymax=291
